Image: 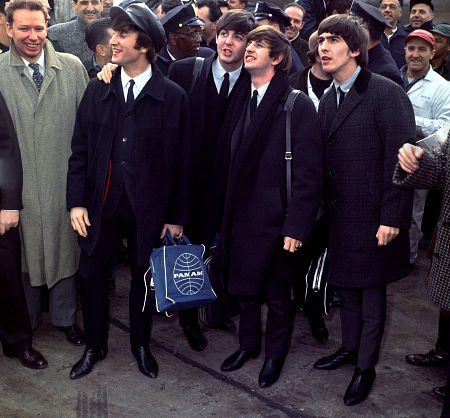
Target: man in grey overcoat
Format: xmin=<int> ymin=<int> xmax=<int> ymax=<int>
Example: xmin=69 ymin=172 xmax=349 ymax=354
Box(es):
xmin=312 ymin=15 xmax=416 ymax=406
xmin=395 ymin=132 xmax=450 ymax=418
xmin=0 ymin=0 xmax=88 ymax=346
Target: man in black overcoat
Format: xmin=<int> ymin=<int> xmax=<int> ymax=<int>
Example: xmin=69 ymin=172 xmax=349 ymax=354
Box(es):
xmin=0 ymin=92 xmax=47 ymax=370
xmin=217 ymin=26 xmax=323 ymax=389
xmin=66 ymin=3 xmax=191 ymax=380
xmin=168 ymin=10 xmax=258 ymax=335
xmin=312 ymin=15 xmax=415 ymax=406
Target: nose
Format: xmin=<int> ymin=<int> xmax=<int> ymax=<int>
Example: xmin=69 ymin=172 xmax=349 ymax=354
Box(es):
xmin=110 ymin=32 xmax=118 ymax=45
xmin=28 ymin=28 xmax=38 ymax=40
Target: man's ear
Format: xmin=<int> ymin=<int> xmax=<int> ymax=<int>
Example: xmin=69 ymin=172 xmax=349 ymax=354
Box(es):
xmin=271 ymin=53 xmax=283 ymax=66
xmin=96 ymin=44 xmax=106 ymax=57
xmin=350 ymin=49 xmax=360 ymax=59
xmin=168 ymin=32 xmax=177 ymax=46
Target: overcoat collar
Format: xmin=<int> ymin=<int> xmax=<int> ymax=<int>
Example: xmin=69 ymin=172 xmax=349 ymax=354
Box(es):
xmin=8 ymin=39 xmax=62 ymax=102
xmin=229 ymin=70 xmax=290 ymax=195
xmin=101 ymin=63 xmax=166 ymax=103
xmin=326 ymin=66 xmax=372 ymax=138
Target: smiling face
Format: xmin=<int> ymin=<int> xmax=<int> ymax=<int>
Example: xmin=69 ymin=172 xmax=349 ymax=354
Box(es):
xmin=284 ymin=6 xmax=304 ymax=40
xmin=409 ymin=3 xmax=434 ymax=29
xmin=6 ymin=8 xmax=47 ymax=63
xmin=171 ymin=26 xmax=202 ymax=59
xmin=405 ymin=37 xmax=434 ymax=78
xmin=216 ymin=28 xmax=247 ymax=71
xmin=432 ymin=32 xmax=450 ymax=61
xmin=72 ymin=0 xmax=102 ymax=24
xmin=244 ymin=38 xmax=280 ymax=77
xmin=379 ymin=0 xmax=402 ymax=27
xmin=110 ymin=28 xmax=147 ymax=69
xmin=317 ymin=32 xmax=359 ymax=82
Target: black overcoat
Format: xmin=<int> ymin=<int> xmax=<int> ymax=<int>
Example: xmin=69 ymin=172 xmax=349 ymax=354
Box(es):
xmin=156 ymin=46 xmax=215 ymax=76
xmin=66 ymin=65 xmax=191 ymax=264
xmin=0 ymin=91 xmax=22 ymax=210
xmin=319 ymin=67 xmax=415 ymax=288
xmin=217 ymin=71 xmax=324 ymax=296
xmin=368 ymin=42 xmax=403 ymax=87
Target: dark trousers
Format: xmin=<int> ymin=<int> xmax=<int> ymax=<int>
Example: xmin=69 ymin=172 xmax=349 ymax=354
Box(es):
xmin=442 ymin=318 xmax=450 ymax=418
xmin=78 ymin=192 xmax=151 ymax=350
xmin=437 ymin=312 xmax=450 ymax=352
xmin=339 ymin=286 xmax=386 ymax=370
xmin=237 ymin=279 xmax=291 ymax=361
xmin=0 ymin=228 xmax=32 ymax=350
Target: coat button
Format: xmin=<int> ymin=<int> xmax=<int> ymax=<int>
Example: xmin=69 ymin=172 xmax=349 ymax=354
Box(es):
xmin=328 ymin=139 xmax=335 ymax=146
xmin=121 ymin=161 xmax=126 ymax=166
xmin=330 ymin=198 xmax=337 ymax=205
xmin=329 ymin=168 xmax=336 ymax=176
xmin=122 ymin=137 xmax=127 ymax=142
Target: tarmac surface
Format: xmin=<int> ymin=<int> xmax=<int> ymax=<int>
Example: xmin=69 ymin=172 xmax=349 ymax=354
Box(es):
xmin=0 ymin=249 xmax=446 ymax=417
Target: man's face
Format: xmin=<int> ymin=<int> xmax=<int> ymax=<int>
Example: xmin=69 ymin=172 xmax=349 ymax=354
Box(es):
xmin=6 ymin=9 xmax=47 ymax=63
xmin=173 ymin=26 xmax=202 ymax=58
xmin=379 ymin=0 xmax=402 ymax=27
xmin=244 ymin=38 xmax=280 ymax=76
xmin=101 ymin=0 xmax=112 ymax=18
xmin=405 ymin=37 xmax=434 ymax=75
xmin=431 ymin=32 xmax=450 ymax=61
xmin=317 ymin=32 xmax=359 ymax=76
xmin=284 ymin=6 xmax=304 ymax=40
xmin=227 ymin=0 xmax=245 ymax=10
xmin=100 ymin=28 xmax=114 ymax=62
xmin=197 ymin=6 xmax=217 ymax=43
xmin=409 ymin=3 xmax=434 ymax=29
xmin=110 ymin=29 xmax=147 ymax=68
xmin=72 ymin=0 xmax=103 ymax=24
xmin=216 ymin=28 xmax=247 ymax=68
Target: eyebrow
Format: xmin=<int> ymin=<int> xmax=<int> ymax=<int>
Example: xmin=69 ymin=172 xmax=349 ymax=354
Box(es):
xmin=318 ymin=35 xmax=341 ymax=41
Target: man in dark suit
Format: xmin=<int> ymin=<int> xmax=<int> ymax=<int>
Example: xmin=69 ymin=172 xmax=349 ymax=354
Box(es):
xmin=83 ymin=18 xmax=113 ymax=79
xmin=0 ymin=92 xmax=47 ymax=370
xmin=168 ymin=9 xmax=258 ymax=334
xmin=380 ymin=0 xmax=407 ymax=68
xmin=352 ymin=0 xmax=403 ymax=87
xmin=157 ymin=2 xmax=214 ymax=75
xmin=217 ymin=25 xmax=323 ymax=389
xmin=67 ymin=3 xmax=191 ymax=380
xmin=296 ymin=0 xmax=328 ymax=41
xmin=312 ymin=15 xmax=415 ymax=406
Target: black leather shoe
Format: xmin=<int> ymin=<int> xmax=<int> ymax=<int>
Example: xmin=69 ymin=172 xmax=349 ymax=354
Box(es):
xmin=221 ymin=349 xmax=260 ymax=372
xmin=3 ymin=346 xmax=48 ymax=370
xmin=344 ymin=367 xmax=376 ymax=406
xmin=308 ymin=315 xmax=329 ymax=343
xmin=258 ymin=358 xmax=284 ymax=388
xmin=57 ymin=324 xmax=85 ymax=346
xmin=433 ymin=386 xmax=446 ymax=399
xmin=314 ymin=347 xmax=357 ymax=370
xmin=131 ymin=346 xmax=158 ymax=378
xmin=70 ymin=347 xmax=107 ymax=379
xmin=182 ymin=324 xmax=208 ymax=352
xmin=405 ymin=347 xmax=448 ymax=366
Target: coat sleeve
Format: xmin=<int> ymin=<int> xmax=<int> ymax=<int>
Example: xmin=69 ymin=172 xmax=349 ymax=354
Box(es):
xmin=393 ymin=136 xmax=449 ymax=191
xmin=66 ymin=83 xmax=93 ymax=210
xmin=282 ymin=93 xmax=323 ymax=242
xmin=375 ymin=81 xmax=416 ymax=229
xmin=0 ymin=92 xmax=23 ymax=210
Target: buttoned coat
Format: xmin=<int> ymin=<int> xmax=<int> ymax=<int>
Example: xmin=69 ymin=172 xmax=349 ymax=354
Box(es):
xmin=216 ymin=71 xmax=324 ymax=296
xmin=66 ymin=66 xmax=191 ymax=264
xmin=0 ymin=40 xmax=88 ymax=288
xmin=381 ymin=23 xmax=407 ymax=69
xmin=393 ymin=134 xmax=450 ymax=310
xmin=319 ymin=68 xmax=415 ymax=288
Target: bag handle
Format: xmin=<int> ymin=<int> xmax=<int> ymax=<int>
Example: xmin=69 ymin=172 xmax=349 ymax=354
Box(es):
xmin=164 ymin=230 xmax=192 ymax=246
xmin=284 ymin=89 xmax=301 ymax=203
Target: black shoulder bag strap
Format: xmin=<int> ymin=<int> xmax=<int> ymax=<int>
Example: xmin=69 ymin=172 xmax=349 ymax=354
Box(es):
xmin=284 ymin=89 xmax=301 ymax=202
xmin=189 ymin=57 xmax=205 ymax=95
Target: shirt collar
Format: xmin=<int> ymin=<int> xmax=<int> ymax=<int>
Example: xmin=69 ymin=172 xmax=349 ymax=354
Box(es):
xmin=22 ymin=49 xmax=45 ymax=74
xmin=166 ymin=47 xmax=177 ymax=61
xmin=251 ymin=81 xmax=270 ymax=106
xmin=212 ymin=57 xmax=242 ymax=93
xmin=121 ymin=65 xmax=153 ymax=98
xmin=333 ymin=65 xmax=361 ymax=94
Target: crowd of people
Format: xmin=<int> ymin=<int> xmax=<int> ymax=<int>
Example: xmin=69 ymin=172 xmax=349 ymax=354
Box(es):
xmin=0 ymin=0 xmax=449 ymax=413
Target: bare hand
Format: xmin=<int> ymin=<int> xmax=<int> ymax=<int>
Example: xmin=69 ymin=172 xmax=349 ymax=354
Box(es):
xmin=0 ymin=210 xmax=19 ymax=236
xmin=376 ymin=225 xmax=399 ymax=247
xmin=70 ymin=207 xmax=91 ymax=237
xmin=160 ymin=224 xmax=183 ymax=239
xmin=97 ymin=63 xmax=118 ymax=84
xmin=283 ymin=236 xmax=302 ymax=253
xmin=398 ymin=143 xmax=424 ymax=173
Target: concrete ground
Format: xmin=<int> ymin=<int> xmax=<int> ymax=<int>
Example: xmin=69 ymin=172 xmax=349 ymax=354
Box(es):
xmin=0 ymin=249 xmax=446 ymax=418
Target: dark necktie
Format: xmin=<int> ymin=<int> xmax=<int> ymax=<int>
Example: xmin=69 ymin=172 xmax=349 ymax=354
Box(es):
xmin=337 ymin=86 xmax=345 ymax=109
xmin=126 ymin=79 xmax=135 ymax=109
xmin=29 ymin=63 xmax=43 ymax=91
xmin=218 ymin=72 xmax=230 ymax=102
xmin=250 ymin=90 xmax=258 ymax=118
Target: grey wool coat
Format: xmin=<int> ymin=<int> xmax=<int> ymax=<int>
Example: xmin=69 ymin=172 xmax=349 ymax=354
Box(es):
xmin=394 ymin=133 xmax=450 ymax=310
xmin=319 ymin=67 xmax=416 ymax=288
xmin=0 ymin=40 xmax=88 ymax=288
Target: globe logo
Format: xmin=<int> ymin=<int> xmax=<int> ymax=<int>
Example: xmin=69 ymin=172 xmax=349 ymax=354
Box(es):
xmin=173 ymin=252 xmax=205 ymax=295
